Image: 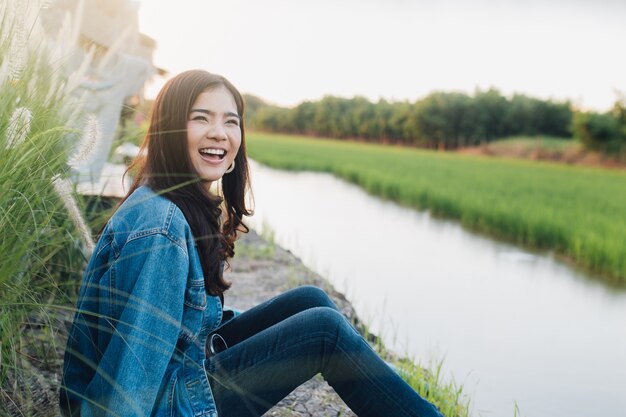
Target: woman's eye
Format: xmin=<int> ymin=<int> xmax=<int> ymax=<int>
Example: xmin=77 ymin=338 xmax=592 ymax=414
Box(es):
xmin=227 ymin=119 xmax=240 ymax=126
xmin=192 ymin=115 xmax=208 ymax=122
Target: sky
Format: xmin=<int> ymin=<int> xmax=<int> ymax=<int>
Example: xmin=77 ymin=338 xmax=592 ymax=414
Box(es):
xmin=137 ymin=0 xmax=626 ymax=111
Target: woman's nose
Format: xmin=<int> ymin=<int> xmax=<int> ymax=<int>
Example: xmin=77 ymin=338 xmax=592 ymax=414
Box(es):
xmin=207 ymin=123 xmax=228 ymax=141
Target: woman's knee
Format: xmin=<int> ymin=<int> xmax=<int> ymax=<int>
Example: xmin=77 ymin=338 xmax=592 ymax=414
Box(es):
xmin=289 ymin=285 xmax=338 ymax=310
xmin=304 ymin=307 xmax=359 ymax=341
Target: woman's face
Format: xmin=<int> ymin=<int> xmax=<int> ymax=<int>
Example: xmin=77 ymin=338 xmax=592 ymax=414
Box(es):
xmin=186 ymin=86 xmax=242 ymax=189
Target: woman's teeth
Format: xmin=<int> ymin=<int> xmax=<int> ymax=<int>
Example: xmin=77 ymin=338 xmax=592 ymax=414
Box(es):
xmin=200 ymin=148 xmax=226 ymax=159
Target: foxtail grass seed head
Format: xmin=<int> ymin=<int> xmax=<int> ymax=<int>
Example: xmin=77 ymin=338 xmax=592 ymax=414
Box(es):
xmin=8 ymin=1 xmax=27 ymax=81
xmin=52 ymin=175 xmax=95 ymax=257
xmin=68 ymin=114 xmax=101 ymax=167
xmin=5 ymin=107 xmax=32 ymax=149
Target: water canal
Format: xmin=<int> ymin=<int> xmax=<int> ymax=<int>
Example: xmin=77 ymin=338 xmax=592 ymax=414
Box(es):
xmin=245 ymin=160 xmax=626 ymax=417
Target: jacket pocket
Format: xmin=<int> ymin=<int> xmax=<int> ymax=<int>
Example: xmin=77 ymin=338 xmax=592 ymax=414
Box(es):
xmin=184 ymin=279 xmax=207 ymax=310
xmin=180 ymin=279 xmax=207 ymax=342
xmin=169 ymin=374 xmax=194 ymax=417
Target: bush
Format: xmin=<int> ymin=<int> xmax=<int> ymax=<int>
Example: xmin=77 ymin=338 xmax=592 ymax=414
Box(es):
xmin=573 ymin=110 xmax=625 ymax=153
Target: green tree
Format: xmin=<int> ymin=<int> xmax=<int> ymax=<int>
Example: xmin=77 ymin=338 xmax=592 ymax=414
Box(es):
xmin=573 ymin=111 xmax=621 ymax=151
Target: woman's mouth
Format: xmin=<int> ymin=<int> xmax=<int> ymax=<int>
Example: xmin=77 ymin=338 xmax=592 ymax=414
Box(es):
xmin=199 ymin=148 xmax=226 ymax=163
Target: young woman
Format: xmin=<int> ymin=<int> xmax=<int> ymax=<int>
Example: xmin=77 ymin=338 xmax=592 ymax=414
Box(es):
xmin=60 ymin=70 xmax=443 ymax=417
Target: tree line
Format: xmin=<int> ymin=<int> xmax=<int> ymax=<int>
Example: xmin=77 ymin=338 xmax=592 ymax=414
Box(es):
xmin=244 ymin=89 xmax=626 ymax=154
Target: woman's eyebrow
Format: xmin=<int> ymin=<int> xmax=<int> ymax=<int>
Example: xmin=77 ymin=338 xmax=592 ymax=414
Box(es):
xmin=190 ymin=108 xmax=241 ymax=120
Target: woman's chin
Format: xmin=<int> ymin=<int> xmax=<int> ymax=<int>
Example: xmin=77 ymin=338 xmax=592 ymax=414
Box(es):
xmin=196 ymin=169 xmax=224 ymax=184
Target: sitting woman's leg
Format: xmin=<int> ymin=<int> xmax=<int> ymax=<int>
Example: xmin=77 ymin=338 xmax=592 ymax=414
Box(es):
xmin=214 ymin=285 xmax=339 ymax=347
xmin=205 ymin=306 xmax=442 ymax=417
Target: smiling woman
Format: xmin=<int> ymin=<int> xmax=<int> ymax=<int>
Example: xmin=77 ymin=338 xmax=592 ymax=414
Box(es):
xmin=59 ymin=69 xmax=444 ymax=417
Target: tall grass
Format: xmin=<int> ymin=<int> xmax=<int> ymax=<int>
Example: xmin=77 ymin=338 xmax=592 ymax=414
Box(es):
xmin=0 ymin=1 xmax=95 ymax=411
xmin=396 ymin=358 xmax=469 ymax=417
xmin=247 ymin=132 xmax=626 ymax=284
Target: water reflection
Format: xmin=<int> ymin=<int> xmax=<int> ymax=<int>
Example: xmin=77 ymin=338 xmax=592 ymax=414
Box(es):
xmin=246 ymin=160 xmax=626 ymax=417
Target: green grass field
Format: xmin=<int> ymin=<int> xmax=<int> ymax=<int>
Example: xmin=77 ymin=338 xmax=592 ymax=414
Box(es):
xmin=246 ymin=132 xmax=626 ymax=284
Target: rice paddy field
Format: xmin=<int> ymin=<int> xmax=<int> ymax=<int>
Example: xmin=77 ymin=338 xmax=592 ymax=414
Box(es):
xmin=246 ymin=132 xmax=626 ymax=284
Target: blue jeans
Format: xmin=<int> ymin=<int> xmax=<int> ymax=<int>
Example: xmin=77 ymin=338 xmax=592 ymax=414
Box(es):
xmin=205 ymin=286 xmax=443 ymax=417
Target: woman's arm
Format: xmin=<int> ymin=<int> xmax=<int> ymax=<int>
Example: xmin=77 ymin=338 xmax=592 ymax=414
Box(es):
xmin=81 ymin=233 xmax=189 ymax=417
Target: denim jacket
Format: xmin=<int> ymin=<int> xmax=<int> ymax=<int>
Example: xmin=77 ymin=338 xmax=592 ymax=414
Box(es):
xmin=60 ymin=185 xmax=223 ymax=417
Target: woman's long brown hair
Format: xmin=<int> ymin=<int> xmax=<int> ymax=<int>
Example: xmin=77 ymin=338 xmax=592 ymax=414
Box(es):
xmin=122 ymin=70 xmax=252 ymax=296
